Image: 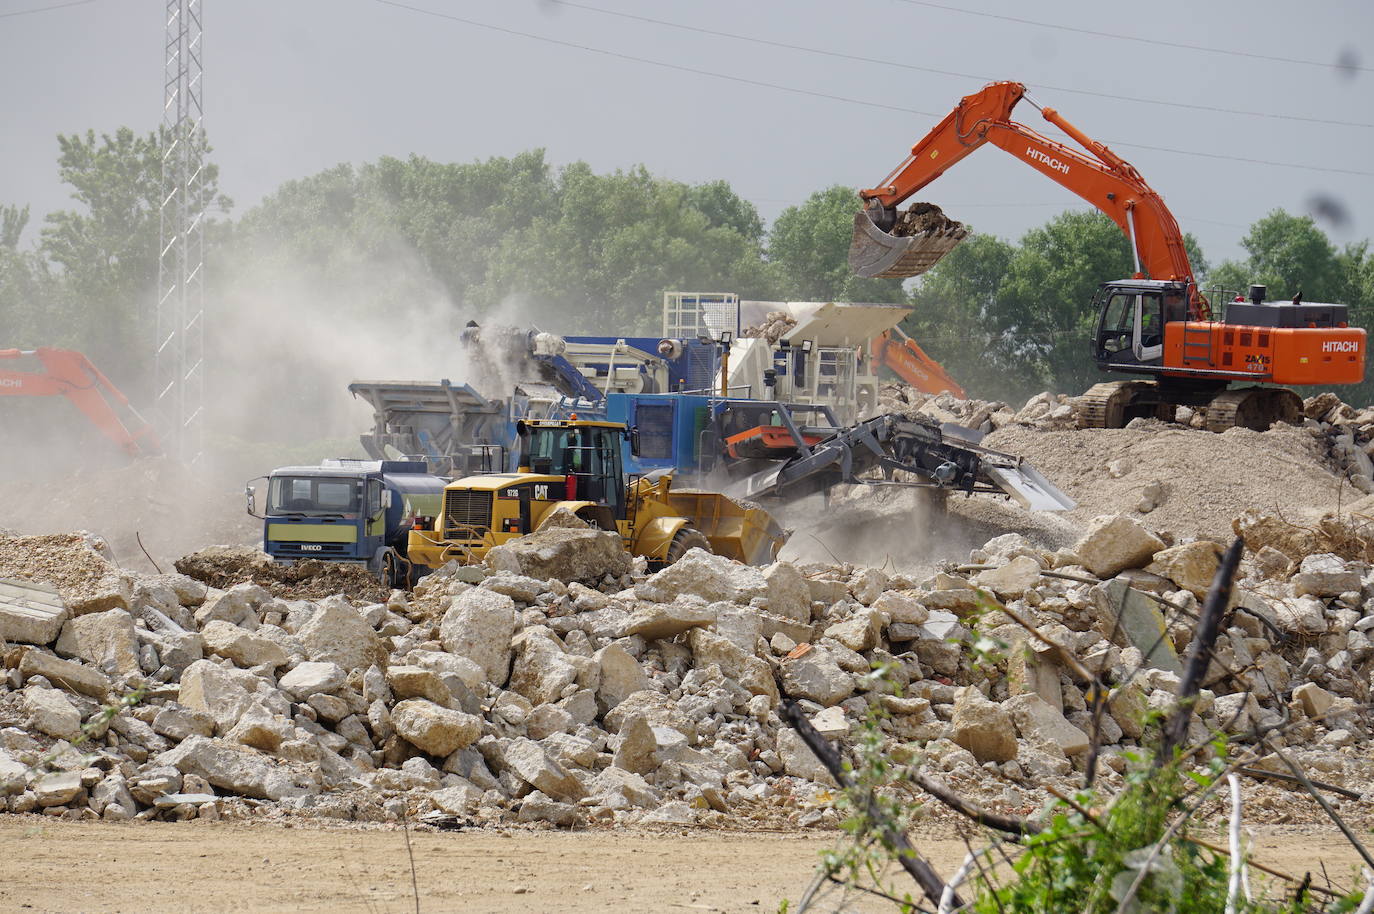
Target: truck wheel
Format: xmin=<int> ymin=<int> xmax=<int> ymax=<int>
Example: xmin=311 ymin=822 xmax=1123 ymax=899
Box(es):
xmin=664 ymin=527 xmax=711 ymax=565
xmin=381 ymin=549 xmax=410 ymax=589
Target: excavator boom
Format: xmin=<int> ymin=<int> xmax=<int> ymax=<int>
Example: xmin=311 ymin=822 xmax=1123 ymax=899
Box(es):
xmin=852 ymin=80 xmax=1201 ymax=315
xmin=0 ymin=347 xmax=161 ymax=457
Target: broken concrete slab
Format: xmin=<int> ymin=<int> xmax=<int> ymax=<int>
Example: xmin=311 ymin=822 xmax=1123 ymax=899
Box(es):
xmin=950 ymin=686 xmax=1017 ymax=763
xmin=297 ymin=597 xmax=383 ymax=672
xmin=486 ymin=526 xmax=631 ymax=583
xmin=16 ymin=647 xmax=110 ymax=698
xmin=634 ymin=549 xmax=767 ymax=605
xmin=1092 ymin=579 xmax=1183 ymax=675
xmin=1003 ymin=693 xmax=1090 ymax=756
xmin=1145 ymin=541 xmax=1221 ymax=599
xmin=390 ymin=699 xmax=482 ymax=757
xmin=974 ymin=555 xmax=1042 ymax=598
xmin=501 ymin=737 xmax=587 ymax=800
xmin=200 ymin=620 xmax=288 ymax=669
xmin=23 ymin=686 xmax=83 ymax=741
xmin=620 ymin=600 xmax=716 ymax=641
xmin=0 ymin=578 xmax=69 ymax=645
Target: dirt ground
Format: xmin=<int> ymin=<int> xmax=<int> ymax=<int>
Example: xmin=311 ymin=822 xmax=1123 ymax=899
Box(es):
xmin=0 ymin=819 xmax=1367 ymax=914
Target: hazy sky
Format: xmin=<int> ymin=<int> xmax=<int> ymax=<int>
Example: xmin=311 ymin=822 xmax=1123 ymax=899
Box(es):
xmin=3 ymin=0 xmax=1371 ymax=266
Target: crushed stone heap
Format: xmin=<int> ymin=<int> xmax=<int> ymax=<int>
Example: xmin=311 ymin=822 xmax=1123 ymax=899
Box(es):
xmin=868 ymin=384 xmax=1373 ymax=544
xmin=0 ymin=510 xmax=1370 ymax=831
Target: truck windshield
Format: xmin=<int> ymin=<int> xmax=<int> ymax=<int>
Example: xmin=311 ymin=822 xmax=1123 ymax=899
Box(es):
xmin=268 ymin=476 xmax=361 ymax=515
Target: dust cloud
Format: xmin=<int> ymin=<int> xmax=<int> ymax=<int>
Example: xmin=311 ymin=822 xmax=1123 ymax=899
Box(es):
xmin=0 ymin=236 xmax=524 ymax=572
xmin=776 ymin=484 xmax=1080 ymax=576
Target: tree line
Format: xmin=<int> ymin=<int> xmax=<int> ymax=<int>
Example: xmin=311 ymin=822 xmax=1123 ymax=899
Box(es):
xmin=3 ymin=127 xmax=1373 ymax=413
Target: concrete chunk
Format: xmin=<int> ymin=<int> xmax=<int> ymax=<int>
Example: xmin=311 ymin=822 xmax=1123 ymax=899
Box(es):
xmin=17 ymin=647 xmax=110 ymax=698
xmin=1072 ymin=514 xmax=1165 ymax=578
xmin=439 ymin=587 xmax=516 ymax=687
xmin=1092 ymin=579 xmax=1183 ymax=675
xmin=950 ymin=686 xmax=1017 ymax=763
xmin=0 ymin=578 xmax=69 ymax=645
xmin=23 ymin=687 xmax=83 ymax=741
xmin=156 ymin=735 xmax=315 ymax=800
xmin=390 ymin=699 xmax=482 ymax=757
xmin=621 ymin=601 xmax=716 ymax=641
xmin=54 ymin=608 xmax=141 ymax=676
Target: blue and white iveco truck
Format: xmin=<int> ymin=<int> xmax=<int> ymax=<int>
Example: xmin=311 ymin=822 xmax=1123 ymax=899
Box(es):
xmin=247 ymin=459 xmax=446 ymax=586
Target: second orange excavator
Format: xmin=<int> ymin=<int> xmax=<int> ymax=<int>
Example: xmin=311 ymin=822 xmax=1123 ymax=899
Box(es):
xmin=850 ymin=80 xmax=1365 ymax=431
xmin=0 ymin=347 xmax=161 ymax=457
xmin=869 ymin=324 xmax=966 ymax=398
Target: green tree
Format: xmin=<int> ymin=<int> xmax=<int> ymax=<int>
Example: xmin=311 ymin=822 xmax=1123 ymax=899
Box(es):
xmin=686 ymin=179 xmax=764 ymax=243
xmin=766 ymin=186 xmax=908 ymax=303
xmin=231 ymin=153 xmax=772 ymax=334
xmin=37 ymin=127 xmax=228 ymax=384
xmin=904 ymin=232 xmax=1017 ymax=400
xmin=482 ymin=163 xmax=774 ymax=332
xmin=993 ymin=210 xmax=1135 ymax=395
xmin=0 ymin=204 xmax=58 ymax=346
xmin=1206 ymin=210 xmax=1341 ymax=303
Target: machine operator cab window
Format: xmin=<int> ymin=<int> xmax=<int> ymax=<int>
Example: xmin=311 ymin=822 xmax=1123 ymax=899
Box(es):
xmin=1093 ymin=287 xmax=1165 ymax=368
xmin=526 ymin=425 xmax=626 ymax=518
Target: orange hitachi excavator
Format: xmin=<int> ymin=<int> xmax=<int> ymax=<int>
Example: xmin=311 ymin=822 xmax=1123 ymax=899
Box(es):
xmin=0 ymin=347 xmax=161 ymax=457
xmin=850 ymin=80 xmax=1366 ymax=431
xmin=869 ymin=324 xmax=966 ymax=398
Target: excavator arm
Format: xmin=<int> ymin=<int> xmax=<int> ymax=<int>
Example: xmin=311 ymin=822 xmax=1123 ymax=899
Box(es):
xmin=0 ymin=347 xmax=161 ymax=457
xmin=870 ymin=326 xmax=966 ymax=397
xmin=854 ymin=80 xmax=1203 ymax=316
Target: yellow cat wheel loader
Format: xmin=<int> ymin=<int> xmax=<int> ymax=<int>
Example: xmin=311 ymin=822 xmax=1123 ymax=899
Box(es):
xmin=405 ymin=418 xmax=785 ymax=577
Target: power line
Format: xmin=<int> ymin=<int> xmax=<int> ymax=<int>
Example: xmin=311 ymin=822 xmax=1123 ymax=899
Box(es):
xmin=545 ymin=0 xmax=1374 ymax=130
xmin=0 ymin=0 xmax=96 ymax=20
xmin=370 ymin=0 xmax=1374 ymax=179
xmin=368 ymin=0 xmax=938 ymax=117
xmin=890 ymin=0 xmax=1374 ymax=74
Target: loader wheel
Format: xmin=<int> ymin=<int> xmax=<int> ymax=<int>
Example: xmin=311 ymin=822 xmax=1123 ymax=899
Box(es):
xmin=664 ymin=527 xmax=712 ymax=565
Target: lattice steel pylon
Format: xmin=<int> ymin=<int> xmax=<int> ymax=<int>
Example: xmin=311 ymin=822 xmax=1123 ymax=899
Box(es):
xmin=156 ymin=0 xmax=206 ymax=462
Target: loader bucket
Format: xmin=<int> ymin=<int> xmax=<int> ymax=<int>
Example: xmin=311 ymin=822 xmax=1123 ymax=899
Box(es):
xmin=849 ymin=209 xmax=969 ymax=279
xmin=665 ymin=490 xmax=788 ymax=566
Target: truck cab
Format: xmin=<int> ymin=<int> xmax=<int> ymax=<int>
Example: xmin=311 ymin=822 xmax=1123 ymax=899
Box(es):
xmin=249 ymin=459 xmax=445 ymax=586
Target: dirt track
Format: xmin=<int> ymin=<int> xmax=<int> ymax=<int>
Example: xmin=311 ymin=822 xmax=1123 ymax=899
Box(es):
xmin=1 ymin=819 xmax=1366 ymax=913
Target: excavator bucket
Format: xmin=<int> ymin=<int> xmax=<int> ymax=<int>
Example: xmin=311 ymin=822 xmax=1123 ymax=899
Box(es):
xmin=849 ymin=207 xmax=969 ymax=279
xmin=664 ymin=489 xmax=788 ymax=566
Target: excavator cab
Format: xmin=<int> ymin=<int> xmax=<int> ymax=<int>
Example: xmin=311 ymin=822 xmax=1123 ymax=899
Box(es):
xmin=1090 ymin=281 xmax=1182 ymax=371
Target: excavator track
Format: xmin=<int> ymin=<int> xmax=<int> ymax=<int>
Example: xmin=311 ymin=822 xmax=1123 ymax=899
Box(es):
xmin=1075 ymin=381 xmax=1166 ymax=429
xmin=1202 ymin=387 xmax=1302 ymax=433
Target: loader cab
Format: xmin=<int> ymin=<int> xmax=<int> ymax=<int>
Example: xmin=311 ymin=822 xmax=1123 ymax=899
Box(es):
xmin=521 ymin=421 xmax=628 ymax=520
xmin=1091 ymin=280 xmax=1188 ymax=373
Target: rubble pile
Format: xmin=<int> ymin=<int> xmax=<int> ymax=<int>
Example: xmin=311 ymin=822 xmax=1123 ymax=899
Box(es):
xmin=1 ymin=513 xmax=1370 ymax=832
xmin=891 ymin=202 xmax=964 ymax=238
xmin=741 ymin=311 xmax=797 ymax=346
xmin=872 ymin=383 xmax=1077 ymax=433
xmin=173 ymin=545 xmax=391 ymax=603
xmin=867 ymin=384 xmax=1371 ymax=545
